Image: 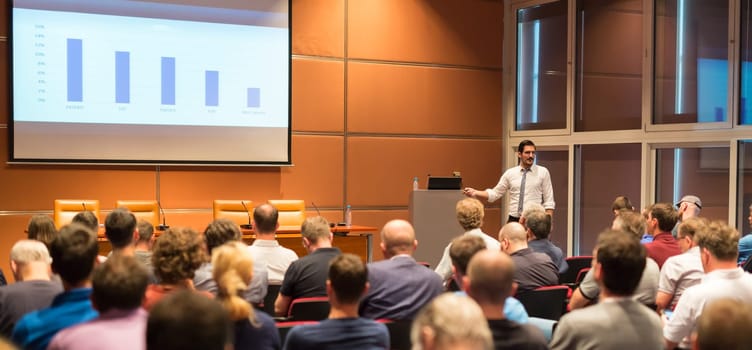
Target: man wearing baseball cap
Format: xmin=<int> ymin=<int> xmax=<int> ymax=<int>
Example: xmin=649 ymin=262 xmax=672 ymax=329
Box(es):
xmin=674 ymin=195 xmax=702 ymax=238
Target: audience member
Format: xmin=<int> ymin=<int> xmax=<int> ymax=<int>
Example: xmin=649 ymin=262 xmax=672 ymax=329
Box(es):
xmin=247 ymin=204 xmax=298 ymax=284
xmin=48 ymin=255 xmax=150 ymax=350
xmin=674 ymin=195 xmax=702 ymax=237
xmin=143 ymin=227 xmax=210 ymax=310
xmin=359 ymin=219 xmax=443 ymax=320
xmin=71 ymin=211 xmax=99 ymax=233
xmin=134 ymin=220 xmax=154 ymax=268
xmin=569 ymin=212 xmax=659 ymax=310
xmin=12 ymin=223 xmax=99 ymax=350
xmin=104 ymin=208 xmax=138 ymax=256
xmin=464 ymin=250 xmax=548 ymax=350
xmin=0 ymin=240 xmax=62 ymax=336
xmin=611 ymin=195 xmax=635 ymax=217
xmin=434 ymin=198 xmax=500 ymax=281
xmin=283 ymin=254 xmax=389 ymax=349
xmin=411 ymin=293 xmax=493 ymax=350
xmin=525 ymin=209 xmax=567 ymax=273
xmin=639 ymin=205 xmax=654 ymax=243
xmin=146 ymin=290 xmax=230 ymax=350
xmin=212 ymin=241 xmax=280 ymax=350
xmin=194 ymin=218 xmax=268 ymax=304
xmin=551 ymin=230 xmax=664 ymax=350
xmin=693 ymin=298 xmax=752 ymax=350
xmin=498 ymin=222 xmax=558 ymax=293
xmin=656 ymin=217 xmax=706 ymax=312
xmin=644 ymin=203 xmax=681 ymax=267
xmin=738 ymin=203 xmax=752 ymax=264
xmin=450 ymin=235 xmax=528 ymax=323
xmin=663 ymin=221 xmax=752 ymax=349
xmin=275 ymin=216 xmax=341 ymax=316
xmin=26 ymin=215 xmax=57 ymax=249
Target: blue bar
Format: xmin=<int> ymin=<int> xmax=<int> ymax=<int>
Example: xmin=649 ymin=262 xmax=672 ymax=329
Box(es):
xmin=67 ymin=39 xmax=83 ymax=102
xmin=161 ymin=57 xmax=176 ymax=105
xmin=115 ymin=51 xmax=130 ymax=103
xmin=247 ymin=87 xmax=260 ymax=108
xmin=205 ymin=70 xmax=219 ymax=106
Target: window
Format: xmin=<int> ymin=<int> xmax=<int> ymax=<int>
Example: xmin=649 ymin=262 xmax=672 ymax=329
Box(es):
xmin=737 ymin=141 xmax=752 ymax=230
xmin=536 ymin=149 xmax=569 ymax=247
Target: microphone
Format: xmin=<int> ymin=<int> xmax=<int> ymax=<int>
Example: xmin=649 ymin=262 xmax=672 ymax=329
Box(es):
xmin=313 ymin=202 xmax=335 ymax=228
xmin=81 ymin=202 xmax=87 ymax=212
xmin=157 ymin=201 xmax=170 ymax=231
xmin=239 ymin=201 xmax=253 ymax=229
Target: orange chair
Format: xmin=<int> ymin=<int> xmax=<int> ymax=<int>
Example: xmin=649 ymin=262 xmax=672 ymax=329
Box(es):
xmin=115 ymin=200 xmax=159 ymax=227
xmin=53 ymin=199 xmax=100 ymax=229
xmin=268 ymin=200 xmax=306 ymax=227
xmin=213 ymin=200 xmax=253 ymax=229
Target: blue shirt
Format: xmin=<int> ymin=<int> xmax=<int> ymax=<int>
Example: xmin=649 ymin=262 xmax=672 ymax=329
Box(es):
xmin=12 ymin=288 xmax=98 ymax=350
xmin=640 ymin=234 xmax=654 ymax=244
xmin=739 ymin=234 xmax=752 ymax=264
xmin=454 ymin=291 xmax=529 ymax=324
xmin=283 ymin=318 xmax=389 ymax=350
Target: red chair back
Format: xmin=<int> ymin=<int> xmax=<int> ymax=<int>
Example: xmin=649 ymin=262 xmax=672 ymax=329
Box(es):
xmin=559 ymin=256 xmax=593 ymax=284
xmin=516 ymin=285 xmax=569 ymax=320
xmin=288 ymin=296 xmax=330 ymax=321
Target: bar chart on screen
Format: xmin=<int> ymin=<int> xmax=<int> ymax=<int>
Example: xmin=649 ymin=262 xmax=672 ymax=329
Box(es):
xmin=15 ymin=7 xmax=288 ymax=128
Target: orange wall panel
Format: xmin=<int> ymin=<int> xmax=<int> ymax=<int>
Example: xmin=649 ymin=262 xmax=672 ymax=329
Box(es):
xmin=292 ymin=0 xmax=345 ymax=57
xmin=348 ymin=0 xmax=503 ymax=67
xmin=280 ymin=134 xmax=344 ymax=207
xmin=0 ymin=41 xmax=7 ymax=125
xmin=158 ymin=167 xmax=281 ymax=209
xmin=292 ymin=58 xmax=344 ymax=132
xmin=347 ymin=137 xmax=502 ymax=207
xmin=347 ymin=63 xmax=503 ymax=136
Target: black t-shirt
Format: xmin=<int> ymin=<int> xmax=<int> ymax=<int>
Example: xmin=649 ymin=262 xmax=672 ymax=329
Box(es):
xmin=0 ymin=280 xmax=63 ymax=336
xmin=487 ymin=318 xmax=549 ymax=350
xmin=280 ymin=247 xmax=341 ymax=299
xmin=234 ymin=311 xmax=280 ymax=350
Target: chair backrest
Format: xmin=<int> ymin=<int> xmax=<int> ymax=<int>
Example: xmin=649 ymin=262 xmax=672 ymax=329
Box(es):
xmin=743 ymin=258 xmax=752 ymax=273
xmin=115 ymin=200 xmax=159 ymax=226
xmin=260 ymin=284 xmax=281 ymax=315
xmin=516 ymin=285 xmax=569 ymax=320
xmin=288 ymin=296 xmax=330 ymax=321
xmin=575 ymin=267 xmax=591 ymax=285
xmin=268 ymin=200 xmax=306 ymax=227
xmin=53 ymin=199 xmax=100 ymax=229
xmin=559 ymin=256 xmax=593 ymax=284
xmin=212 ymin=200 xmax=253 ymax=228
xmin=377 ymin=319 xmax=412 ymax=350
xmin=276 ymin=321 xmax=318 ymax=345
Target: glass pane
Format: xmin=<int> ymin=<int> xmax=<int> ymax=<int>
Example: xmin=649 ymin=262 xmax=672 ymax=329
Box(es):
xmin=655 ymin=147 xmax=729 ymax=221
xmin=654 ymin=0 xmax=729 ymax=124
xmin=516 ymin=1 xmax=567 ymax=131
xmin=575 ymin=143 xmax=641 ymax=255
xmin=535 ymin=150 xmax=569 ymax=252
xmin=575 ymin=0 xmax=643 ymax=131
xmin=741 ymin=0 xmax=752 ymax=124
xmin=737 ymin=141 xmax=752 ymax=230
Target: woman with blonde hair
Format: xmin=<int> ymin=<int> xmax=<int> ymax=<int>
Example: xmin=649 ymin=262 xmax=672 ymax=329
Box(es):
xmin=212 ymin=241 xmax=280 ymax=350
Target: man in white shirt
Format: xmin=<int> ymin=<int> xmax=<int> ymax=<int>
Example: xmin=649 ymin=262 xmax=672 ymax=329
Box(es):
xmin=664 ymin=220 xmax=752 ymax=349
xmin=655 ymin=217 xmax=706 ymax=312
xmin=434 ymin=198 xmax=500 ymax=281
xmin=463 ymin=140 xmax=554 ymax=222
xmin=248 ymin=203 xmax=298 ymax=284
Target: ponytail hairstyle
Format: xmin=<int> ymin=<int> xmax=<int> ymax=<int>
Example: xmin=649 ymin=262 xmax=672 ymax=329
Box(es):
xmin=211 ymin=241 xmax=259 ymax=327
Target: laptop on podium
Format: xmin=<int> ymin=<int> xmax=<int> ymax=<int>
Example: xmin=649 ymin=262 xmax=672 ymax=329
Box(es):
xmin=427 ymin=176 xmax=462 ymax=190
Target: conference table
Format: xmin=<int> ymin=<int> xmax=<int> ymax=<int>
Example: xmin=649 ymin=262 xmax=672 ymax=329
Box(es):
xmin=97 ymin=225 xmax=376 ymax=262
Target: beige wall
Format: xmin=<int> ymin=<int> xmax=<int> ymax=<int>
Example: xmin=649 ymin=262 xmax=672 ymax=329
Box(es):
xmin=0 ymin=0 xmax=504 ymax=280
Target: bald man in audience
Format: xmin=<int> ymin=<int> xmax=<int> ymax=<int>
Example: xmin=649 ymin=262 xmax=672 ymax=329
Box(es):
xmin=551 ymin=230 xmax=664 ymax=350
xmin=434 ymin=198 xmax=501 ymax=281
xmin=693 ymin=298 xmax=752 ymax=350
xmin=464 ymin=250 xmax=548 ymax=350
xmin=248 ymin=203 xmax=298 ymax=285
xmin=498 ymin=222 xmax=558 ymax=293
xmin=664 ymin=221 xmax=752 ymax=349
xmin=359 ymin=220 xmax=443 ymax=320
xmin=0 ymin=240 xmax=62 ymax=336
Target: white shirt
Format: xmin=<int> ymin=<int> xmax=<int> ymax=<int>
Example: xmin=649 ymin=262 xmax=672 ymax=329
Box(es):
xmin=664 ymin=267 xmax=752 ymax=344
xmin=248 ymin=239 xmax=299 ymax=284
xmin=434 ymin=228 xmax=501 ymax=280
xmin=657 ymin=246 xmax=704 ymax=310
xmin=486 ymin=164 xmax=555 ymax=217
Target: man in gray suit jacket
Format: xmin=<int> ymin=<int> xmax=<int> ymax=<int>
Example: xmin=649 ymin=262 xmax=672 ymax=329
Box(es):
xmin=550 ymin=230 xmax=664 ymax=350
xmin=359 ymin=220 xmax=443 ymax=320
